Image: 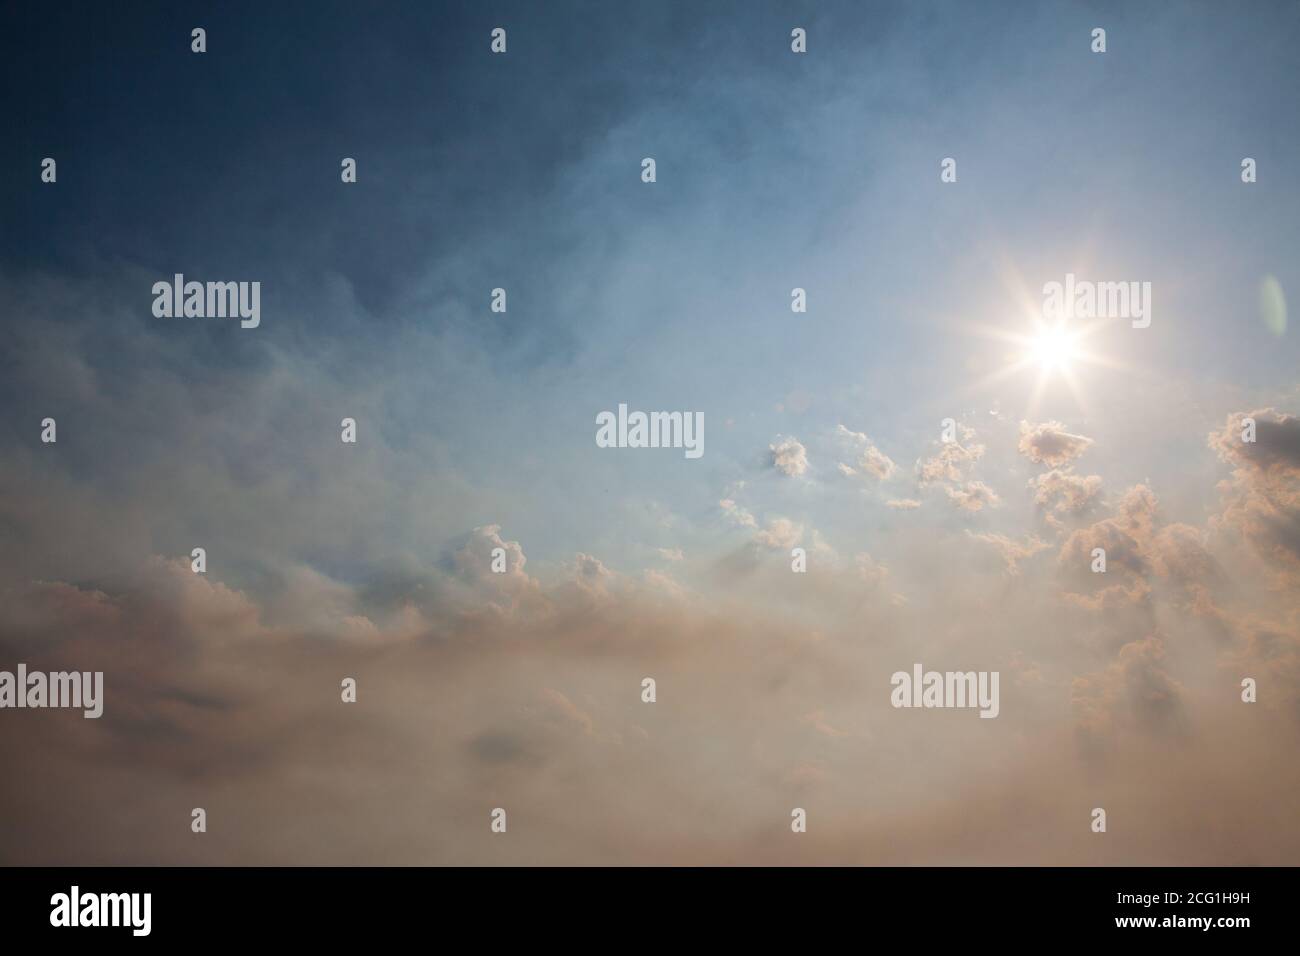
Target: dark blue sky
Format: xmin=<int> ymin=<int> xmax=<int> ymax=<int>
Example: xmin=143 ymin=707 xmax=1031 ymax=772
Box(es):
xmin=2 ymin=0 xmax=1297 ymax=579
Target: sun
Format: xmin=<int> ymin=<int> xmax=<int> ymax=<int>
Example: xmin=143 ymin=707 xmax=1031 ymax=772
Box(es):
xmin=956 ymin=259 xmax=1142 ymax=419
xmin=962 ymin=309 xmax=1129 ymax=419
xmin=1028 ymin=323 xmax=1080 ymax=373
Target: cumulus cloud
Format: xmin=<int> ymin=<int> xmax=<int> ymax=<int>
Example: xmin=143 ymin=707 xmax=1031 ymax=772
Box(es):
xmin=455 ymin=524 xmax=528 ymax=581
xmin=449 ymin=524 xmax=541 ymax=612
xmin=1018 ymin=421 xmax=1093 ymax=467
xmin=572 ymin=552 xmax=615 ymax=595
xmin=769 ymin=436 xmax=809 ymax=476
xmin=1029 ymin=469 xmax=1103 ymax=515
xmin=835 ymin=424 xmax=896 ymax=480
xmin=966 ymin=531 xmax=1050 ymax=575
xmin=1207 ymin=409 xmax=1300 ymax=580
xmin=946 ymin=479 xmax=1001 ymax=512
xmin=1057 ymin=485 xmax=1222 ymax=616
xmin=916 ymin=433 xmax=985 ymax=485
xmin=1208 ymin=408 xmax=1300 ymax=475
xmin=1059 ymin=485 xmax=1158 ymax=579
xmin=910 ymin=426 xmax=1001 ymax=512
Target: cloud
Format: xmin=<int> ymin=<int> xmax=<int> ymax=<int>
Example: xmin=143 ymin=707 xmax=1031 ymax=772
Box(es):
xmin=886 ymin=498 xmax=922 ymax=510
xmin=916 ymin=434 xmax=985 ymax=485
xmin=966 ymin=531 xmax=1050 ymax=575
xmin=1207 ymin=409 xmax=1300 ymax=581
xmin=449 ymin=524 xmax=541 ymax=612
xmin=946 ymin=480 xmax=1001 ymax=512
xmin=854 ymin=553 xmax=904 ymax=605
xmin=835 ymin=424 xmax=896 ymax=480
xmin=754 ymin=517 xmax=803 ymax=550
xmin=1208 ymin=408 xmax=1300 ymax=475
xmin=572 ymin=552 xmax=615 ymax=595
xmin=1018 ymin=421 xmax=1093 ymax=467
xmin=0 ymin=480 xmax=1296 ymax=867
xmin=1059 ymin=484 xmax=1157 ymax=578
xmin=1071 ymin=634 xmax=1185 ymax=748
xmin=538 ymin=688 xmax=596 ymax=738
xmin=911 ymin=426 xmax=999 ymax=512
xmin=1057 ymin=485 xmax=1223 ymax=616
xmin=1221 ymin=610 xmax=1300 ymax=717
xmin=1029 ymin=469 xmax=1103 ymax=515
xmin=769 ymin=436 xmax=810 ymax=476
xmin=642 ymin=568 xmax=686 ymax=598
xmin=454 ymin=525 xmax=528 ymax=581
xmin=719 ymin=498 xmax=757 ymax=528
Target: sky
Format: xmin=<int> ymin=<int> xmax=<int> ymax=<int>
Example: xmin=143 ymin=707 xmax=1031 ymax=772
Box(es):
xmin=1 ymin=0 xmax=1298 ymax=864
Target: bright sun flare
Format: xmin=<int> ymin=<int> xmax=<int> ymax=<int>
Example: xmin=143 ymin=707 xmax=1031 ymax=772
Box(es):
xmin=1029 ymin=325 xmax=1079 ymax=372
xmin=962 ymin=270 xmax=1140 ymax=419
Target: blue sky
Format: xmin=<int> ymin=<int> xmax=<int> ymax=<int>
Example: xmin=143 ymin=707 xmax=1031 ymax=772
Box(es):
xmin=4 ymin=1 xmax=1297 ymax=580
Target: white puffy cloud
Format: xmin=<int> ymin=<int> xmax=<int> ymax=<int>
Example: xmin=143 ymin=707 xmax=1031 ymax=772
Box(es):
xmin=835 ymin=424 xmax=896 ymax=480
xmin=769 ymin=436 xmax=810 ymax=476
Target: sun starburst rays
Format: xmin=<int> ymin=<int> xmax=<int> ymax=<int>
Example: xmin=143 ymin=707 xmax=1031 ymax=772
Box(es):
xmin=960 ymin=299 xmax=1126 ymax=420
